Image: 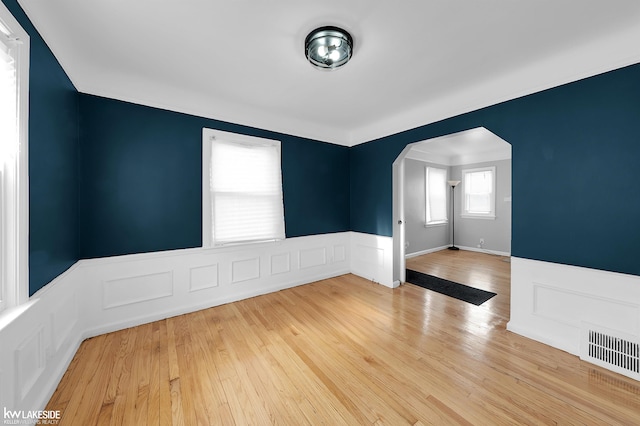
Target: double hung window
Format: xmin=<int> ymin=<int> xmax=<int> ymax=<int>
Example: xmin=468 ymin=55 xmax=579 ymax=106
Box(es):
xmin=202 ymin=128 xmax=285 ymax=246
xmin=0 ymin=3 xmax=29 ymax=312
xmin=461 ymin=166 xmax=496 ymax=219
xmin=425 ymin=167 xmax=448 ymax=225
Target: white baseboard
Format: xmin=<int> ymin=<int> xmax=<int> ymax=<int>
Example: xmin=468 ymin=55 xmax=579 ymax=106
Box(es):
xmin=456 ymin=245 xmax=511 ymax=257
xmin=507 ymin=257 xmax=640 ymax=357
xmin=405 ymin=245 xmax=510 ymax=259
xmin=405 ymin=245 xmax=450 ymax=259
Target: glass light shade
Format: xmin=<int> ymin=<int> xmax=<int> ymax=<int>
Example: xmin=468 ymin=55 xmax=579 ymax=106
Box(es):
xmin=448 ymin=180 xmax=461 ymax=187
xmin=305 ymin=26 xmax=353 ymax=70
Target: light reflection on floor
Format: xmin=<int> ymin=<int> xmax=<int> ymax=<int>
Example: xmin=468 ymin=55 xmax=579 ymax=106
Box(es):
xmin=405 ymin=250 xmax=512 ymax=362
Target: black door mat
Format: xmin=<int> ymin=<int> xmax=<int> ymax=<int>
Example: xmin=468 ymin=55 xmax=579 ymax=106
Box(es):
xmin=405 ymin=269 xmax=497 ymax=306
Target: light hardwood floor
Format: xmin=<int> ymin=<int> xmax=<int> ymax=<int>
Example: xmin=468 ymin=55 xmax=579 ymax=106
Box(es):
xmin=46 ymin=251 xmax=640 ymax=425
xmin=406 ymin=249 xmax=511 ymax=319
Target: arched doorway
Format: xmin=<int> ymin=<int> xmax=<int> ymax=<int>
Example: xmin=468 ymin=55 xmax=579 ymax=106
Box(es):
xmin=392 ymin=127 xmax=512 ymax=284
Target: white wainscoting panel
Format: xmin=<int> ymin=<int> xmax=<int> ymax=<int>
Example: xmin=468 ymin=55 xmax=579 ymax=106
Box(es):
xmin=508 ymin=257 xmax=640 ymax=356
xmin=270 ymin=253 xmax=290 ymax=275
xmin=189 ymin=264 xmax=219 ymax=292
xmin=103 ymin=271 xmax=174 ymax=309
xmin=349 ymin=232 xmax=395 ymax=287
xmin=533 ymin=284 xmax=639 ymax=331
xmin=299 ymin=247 xmax=326 ymax=269
xmin=79 ymin=233 xmax=352 ymax=338
xmin=231 ymin=257 xmax=261 ymax=284
xmin=50 ymin=294 xmax=77 ymax=353
xmin=14 ymin=326 xmax=45 ymax=401
xmin=0 ymin=263 xmax=85 ymax=416
xmin=334 ymin=244 xmax=346 ymax=262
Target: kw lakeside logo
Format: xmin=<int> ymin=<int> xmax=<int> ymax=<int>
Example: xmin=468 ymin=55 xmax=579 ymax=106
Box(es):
xmin=3 ymin=408 xmax=60 ymax=425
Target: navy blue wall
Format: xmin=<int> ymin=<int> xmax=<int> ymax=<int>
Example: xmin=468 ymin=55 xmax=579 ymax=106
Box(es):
xmin=78 ymin=95 xmax=350 ymax=258
xmin=350 ymin=63 xmax=640 ymax=276
xmin=2 ymin=0 xmax=79 ymax=295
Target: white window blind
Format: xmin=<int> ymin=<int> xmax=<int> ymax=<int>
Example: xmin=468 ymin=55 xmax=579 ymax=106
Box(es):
xmin=425 ymin=167 xmax=448 ymax=225
xmin=204 ymin=130 xmax=285 ymax=246
xmin=0 ymin=33 xmax=17 ymax=165
xmin=0 ymin=33 xmax=16 ymax=312
xmin=463 ymin=167 xmax=496 ymax=218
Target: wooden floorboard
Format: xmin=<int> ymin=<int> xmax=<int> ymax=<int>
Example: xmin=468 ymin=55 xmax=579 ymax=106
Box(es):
xmin=406 ymin=249 xmax=511 ymax=319
xmin=46 ymin=250 xmax=640 ymax=424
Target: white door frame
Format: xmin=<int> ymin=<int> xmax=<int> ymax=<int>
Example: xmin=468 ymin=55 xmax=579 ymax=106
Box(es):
xmin=392 ymin=145 xmax=414 ymax=284
xmin=391 ymin=127 xmax=512 ymax=285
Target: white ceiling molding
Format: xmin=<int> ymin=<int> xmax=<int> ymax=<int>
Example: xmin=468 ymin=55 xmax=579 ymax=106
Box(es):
xmin=405 ymin=127 xmax=511 ymax=166
xmin=404 ymin=150 xmax=451 ymax=166
xmin=16 ymin=0 xmax=640 ymax=147
xmin=449 ymin=149 xmax=511 ymax=167
xmin=348 ymin=21 xmax=640 ymax=146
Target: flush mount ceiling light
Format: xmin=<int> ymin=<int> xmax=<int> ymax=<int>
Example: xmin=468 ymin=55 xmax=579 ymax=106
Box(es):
xmin=305 ymin=26 xmax=354 ymax=70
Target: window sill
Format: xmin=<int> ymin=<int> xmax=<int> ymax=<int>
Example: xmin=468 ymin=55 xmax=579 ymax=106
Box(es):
xmin=424 ymin=221 xmax=448 ymax=228
xmin=461 ymin=214 xmax=496 ymax=220
xmin=201 ymin=238 xmax=285 ymax=252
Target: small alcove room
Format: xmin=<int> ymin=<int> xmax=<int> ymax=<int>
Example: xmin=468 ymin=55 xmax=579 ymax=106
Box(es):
xmin=1 ymin=0 xmax=639 ymax=424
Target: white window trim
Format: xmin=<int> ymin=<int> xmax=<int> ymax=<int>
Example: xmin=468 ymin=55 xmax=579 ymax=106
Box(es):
xmin=461 ymin=166 xmax=496 ymax=220
xmin=202 ymin=128 xmax=285 ymax=248
xmin=0 ymin=2 xmax=29 ymax=313
xmin=424 ymin=166 xmax=448 ymax=227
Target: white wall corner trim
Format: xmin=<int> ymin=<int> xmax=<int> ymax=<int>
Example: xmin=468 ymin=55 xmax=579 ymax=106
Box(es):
xmin=507 ymin=257 xmax=640 ymax=358
xmin=349 ymin=232 xmax=395 ymax=288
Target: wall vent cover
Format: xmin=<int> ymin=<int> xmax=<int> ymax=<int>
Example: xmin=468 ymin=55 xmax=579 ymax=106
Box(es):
xmin=580 ymin=323 xmax=640 ymax=381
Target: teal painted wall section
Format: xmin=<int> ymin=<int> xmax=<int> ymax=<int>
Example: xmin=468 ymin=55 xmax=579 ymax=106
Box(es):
xmin=78 ymin=95 xmax=350 ymax=259
xmin=350 ymin=63 xmax=640 ymax=276
xmin=1 ymin=0 xmax=80 ymax=295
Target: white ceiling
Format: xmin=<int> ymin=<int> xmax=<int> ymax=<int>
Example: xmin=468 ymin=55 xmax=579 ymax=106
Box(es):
xmin=405 ymin=127 xmax=511 ymax=166
xmin=17 ymin=0 xmax=640 ymax=146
